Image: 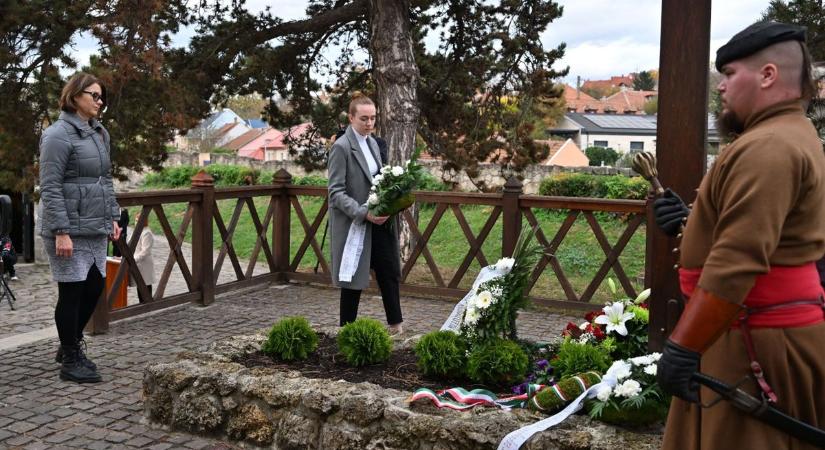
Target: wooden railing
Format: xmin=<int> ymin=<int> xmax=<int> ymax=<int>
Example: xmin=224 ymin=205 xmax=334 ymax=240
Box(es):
xmin=90 ymin=169 xmax=649 ymax=333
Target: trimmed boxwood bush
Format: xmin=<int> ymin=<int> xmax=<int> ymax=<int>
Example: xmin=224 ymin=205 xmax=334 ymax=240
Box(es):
xmin=552 ymin=338 xmax=612 ymax=379
xmin=414 ymin=331 xmax=468 ymax=378
xmin=538 ymin=173 xmax=648 ymax=200
xmin=261 ymin=317 xmax=319 ymax=361
xmin=337 ymin=318 xmax=393 ymax=367
xmin=466 ymin=338 xmax=529 ymax=385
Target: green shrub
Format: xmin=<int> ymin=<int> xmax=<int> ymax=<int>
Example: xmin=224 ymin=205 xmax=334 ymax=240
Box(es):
xmin=552 ymin=338 xmax=612 ymax=379
xmin=292 ymin=175 xmax=328 ymax=186
xmin=466 ymin=338 xmax=529 ymax=385
xmin=414 ymin=331 xmax=467 ymax=378
xmin=584 ymin=146 xmax=619 ymax=166
xmin=163 ymin=166 xmax=201 ymax=187
xmin=205 ymin=164 xmax=259 ymax=186
xmin=261 ymin=317 xmax=319 ymax=361
xmin=337 ymin=318 xmax=393 ymax=367
xmin=418 ymin=173 xmax=451 ymax=192
xmin=538 ymin=173 xmax=647 ymax=200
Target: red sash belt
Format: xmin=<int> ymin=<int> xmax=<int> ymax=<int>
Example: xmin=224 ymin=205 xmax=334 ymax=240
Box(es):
xmin=679 ymin=263 xmax=825 ymax=328
xmin=679 ymin=263 xmax=825 ymax=402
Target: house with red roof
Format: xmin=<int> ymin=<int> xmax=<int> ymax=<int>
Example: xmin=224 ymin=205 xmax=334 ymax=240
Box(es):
xmin=236 ymin=123 xmax=315 ymax=161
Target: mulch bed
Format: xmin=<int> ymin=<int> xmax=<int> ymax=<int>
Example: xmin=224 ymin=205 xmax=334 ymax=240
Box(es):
xmin=233 ymin=334 xmax=512 ymax=395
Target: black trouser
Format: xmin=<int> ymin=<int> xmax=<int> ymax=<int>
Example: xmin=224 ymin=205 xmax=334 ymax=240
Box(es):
xmin=54 ymin=265 xmax=104 ymax=347
xmin=340 ymin=223 xmax=403 ymax=326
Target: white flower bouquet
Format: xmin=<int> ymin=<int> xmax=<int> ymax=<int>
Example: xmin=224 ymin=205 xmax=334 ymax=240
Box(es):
xmin=459 ymin=228 xmax=545 ymax=345
xmin=367 ymin=149 xmax=423 ymax=217
xmin=586 ymin=353 xmax=670 ymax=426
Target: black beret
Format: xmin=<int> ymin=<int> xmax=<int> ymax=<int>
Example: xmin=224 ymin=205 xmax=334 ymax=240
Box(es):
xmin=716 ymin=21 xmax=806 ymax=71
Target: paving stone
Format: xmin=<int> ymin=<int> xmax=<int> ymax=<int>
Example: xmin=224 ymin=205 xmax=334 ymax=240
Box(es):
xmin=124 ymin=436 xmax=154 ymax=447
xmin=0 ymin=429 xmax=16 ymax=441
xmin=103 ymin=430 xmax=130 ymax=443
xmin=6 ymin=421 xmax=38 ymax=433
xmin=42 ymin=432 xmax=74 ymax=444
xmin=147 ymin=444 xmax=174 ymax=450
xmin=84 ymin=441 xmax=113 ymax=450
xmin=22 ymin=442 xmax=52 ymax=450
xmin=5 ymin=434 xmax=36 ymax=446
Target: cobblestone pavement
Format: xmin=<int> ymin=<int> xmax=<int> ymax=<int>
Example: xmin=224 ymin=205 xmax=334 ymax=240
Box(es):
xmin=0 ymin=251 xmax=577 ymax=449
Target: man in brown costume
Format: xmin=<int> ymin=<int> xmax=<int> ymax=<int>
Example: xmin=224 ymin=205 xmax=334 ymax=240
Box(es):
xmin=656 ymin=21 xmax=825 ymax=450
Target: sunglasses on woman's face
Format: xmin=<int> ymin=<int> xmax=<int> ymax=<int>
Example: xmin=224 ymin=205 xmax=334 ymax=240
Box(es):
xmin=82 ymin=90 xmax=104 ymax=103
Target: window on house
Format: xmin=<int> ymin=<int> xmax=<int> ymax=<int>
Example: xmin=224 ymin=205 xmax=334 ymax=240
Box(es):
xmin=630 ymin=141 xmax=644 ymax=153
xmin=593 ymin=140 xmax=608 ymax=148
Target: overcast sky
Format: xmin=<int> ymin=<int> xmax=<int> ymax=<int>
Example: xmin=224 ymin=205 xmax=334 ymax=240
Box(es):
xmin=72 ymin=0 xmax=772 ymax=85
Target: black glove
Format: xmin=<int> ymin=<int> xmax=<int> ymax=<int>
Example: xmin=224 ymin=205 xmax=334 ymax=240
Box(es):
xmin=653 ymin=188 xmax=690 ymax=237
xmin=657 ymin=339 xmax=701 ymax=403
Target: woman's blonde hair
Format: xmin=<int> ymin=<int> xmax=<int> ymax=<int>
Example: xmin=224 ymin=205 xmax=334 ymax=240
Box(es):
xmin=59 ymin=72 xmax=105 ymax=114
xmin=348 ymin=92 xmax=374 ymax=115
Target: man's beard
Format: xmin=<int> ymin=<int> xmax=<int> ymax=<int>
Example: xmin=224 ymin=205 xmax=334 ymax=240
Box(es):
xmin=716 ymin=109 xmax=745 ymax=142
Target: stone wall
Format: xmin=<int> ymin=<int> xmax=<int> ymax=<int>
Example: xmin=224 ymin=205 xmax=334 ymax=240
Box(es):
xmin=130 ymin=152 xmax=635 ymax=194
xmin=143 ymin=330 xmax=663 ymax=449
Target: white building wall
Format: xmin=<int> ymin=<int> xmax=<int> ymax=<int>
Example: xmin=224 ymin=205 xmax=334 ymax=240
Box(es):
xmin=579 ymin=133 xmax=657 ymax=154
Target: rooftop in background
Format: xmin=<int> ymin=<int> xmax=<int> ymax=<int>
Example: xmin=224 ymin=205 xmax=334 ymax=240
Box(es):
xmin=562 ymin=83 xmax=656 ymax=115
xmin=246 ymin=118 xmax=268 ymax=129
xmin=556 ymin=112 xmax=718 ymax=140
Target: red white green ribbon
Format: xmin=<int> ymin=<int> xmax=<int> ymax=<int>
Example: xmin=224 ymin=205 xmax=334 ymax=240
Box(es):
xmin=409 ymin=384 xmax=545 ymax=411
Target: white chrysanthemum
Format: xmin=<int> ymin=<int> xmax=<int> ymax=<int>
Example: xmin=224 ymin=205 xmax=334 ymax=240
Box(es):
xmin=644 ymin=364 xmax=657 ymax=376
xmin=367 ymin=193 xmax=379 ymax=206
xmin=596 ymin=385 xmax=613 ymax=402
xmin=475 ymin=290 xmax=494 ymax=309
xmin=630 ymin=355 xmax=653 ymax=366
xmin=391 ymin=166 xmax=404 ymax=176
xmin=648 ymin=352 xmax=662 ymax=362
xmin=614 ymin=379 xmax=642 ymax=398
xmin=372 ymin=174 xmax=384 ymax=185
xmin=381 ymin=166 xmax=391 ymax=174
xmin=494 ymin=257 xmax=515 ymax=272
xmin=612 ymin=360 xmax=633 ymax=380
xmin=594 ymin=302 xmax=635 ymax=336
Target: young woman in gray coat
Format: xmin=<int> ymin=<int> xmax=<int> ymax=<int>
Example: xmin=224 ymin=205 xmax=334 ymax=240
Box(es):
xmin=328 ymin=94 xmax=403 ymax=335
xmin=39 ymin=73 xmax=122 ymax=383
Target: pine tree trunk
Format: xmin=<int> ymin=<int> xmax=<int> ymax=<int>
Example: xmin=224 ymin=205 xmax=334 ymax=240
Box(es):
xmin=369 ymin=0 xmax=420 ymax=263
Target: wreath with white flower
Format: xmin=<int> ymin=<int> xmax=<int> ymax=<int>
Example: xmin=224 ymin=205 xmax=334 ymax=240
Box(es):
xmin=586 ymin=354 xmax=670 ymax=426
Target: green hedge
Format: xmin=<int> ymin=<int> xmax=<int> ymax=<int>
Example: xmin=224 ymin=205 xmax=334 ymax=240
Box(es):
xmin=538 ymin=173 xmax=649 ymax=200
xmin=142 ymin=164 xmax=454 ymax=191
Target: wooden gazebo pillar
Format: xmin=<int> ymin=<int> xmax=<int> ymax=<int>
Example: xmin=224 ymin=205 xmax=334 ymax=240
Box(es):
xmin=648 ymin=0 xmax=712 ymax=350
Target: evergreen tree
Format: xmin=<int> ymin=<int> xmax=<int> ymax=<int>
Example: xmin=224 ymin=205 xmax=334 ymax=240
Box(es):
xmin=633 ymin=71 xmax=656 ymax=91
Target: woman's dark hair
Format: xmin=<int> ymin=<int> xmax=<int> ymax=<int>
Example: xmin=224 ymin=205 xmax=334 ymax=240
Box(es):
xmin=59 ymin=72 xmax=106 ymax=114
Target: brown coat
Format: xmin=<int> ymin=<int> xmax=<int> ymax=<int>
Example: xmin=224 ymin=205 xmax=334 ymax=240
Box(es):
xmin=664 ymin=100 xmax=825 ymax=450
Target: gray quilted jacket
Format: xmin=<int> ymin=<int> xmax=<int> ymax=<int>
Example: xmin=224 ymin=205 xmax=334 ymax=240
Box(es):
xmin=39 ymin=112 xmax=120 ymax=238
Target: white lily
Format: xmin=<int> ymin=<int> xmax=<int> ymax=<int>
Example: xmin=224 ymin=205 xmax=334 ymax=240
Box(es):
xmin=634 ymin=288 xmax=651 ymax=304
xmin=594 ymin=302 xmax=635 ymax=336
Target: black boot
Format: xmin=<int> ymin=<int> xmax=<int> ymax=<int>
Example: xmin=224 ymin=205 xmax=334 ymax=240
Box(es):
xmin=55 ymin=339 xmax=97 ymax=371
xmin=58 ymin=345 xmax=102 ymax=383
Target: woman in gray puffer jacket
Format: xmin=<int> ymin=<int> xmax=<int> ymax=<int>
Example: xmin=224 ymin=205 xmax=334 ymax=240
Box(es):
xmin=39 ymin=72 xmax=121 ymax=384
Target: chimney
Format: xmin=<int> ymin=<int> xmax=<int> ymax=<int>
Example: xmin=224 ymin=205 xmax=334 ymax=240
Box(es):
xmin=576 ymin=75 xmax=581 ymax=99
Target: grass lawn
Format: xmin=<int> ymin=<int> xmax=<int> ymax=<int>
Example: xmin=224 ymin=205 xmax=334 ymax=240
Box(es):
xmin=129 ymin=195 xmax=646 ymax=305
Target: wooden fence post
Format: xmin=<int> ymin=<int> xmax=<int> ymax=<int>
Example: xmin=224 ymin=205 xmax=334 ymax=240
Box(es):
xmin=86 ymin=286 xmax=109 ymax=335
xmin=191 ymin=171 xmax=215 ymax=306
xmin=272 ymin=169 xmax=292 ymax=282
xmin=501 ymin=176 xmax=523 ymax=257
